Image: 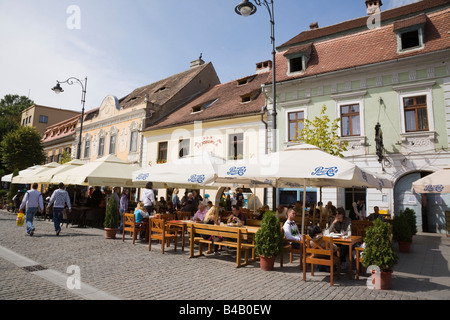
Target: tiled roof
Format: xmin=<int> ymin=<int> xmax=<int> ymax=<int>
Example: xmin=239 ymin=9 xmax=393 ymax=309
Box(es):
xmin=270 ymin=2 xmax=450 ymax=84
xmin=119 ymin=62 xmax=214 ymax=109
xmin=146 ymin=71 xmax=270 ymax=131
xmin=42 ymin=114 xmax=79 ymax=144
xmin=278 ymin=0 xmax=450 ymax=49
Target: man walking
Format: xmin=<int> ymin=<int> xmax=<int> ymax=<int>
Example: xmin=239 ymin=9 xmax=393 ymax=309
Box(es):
xmin=19 ymin=183 xmax=44 ymax=236
xmin=48 ymin=182 xmax=71 ymax=236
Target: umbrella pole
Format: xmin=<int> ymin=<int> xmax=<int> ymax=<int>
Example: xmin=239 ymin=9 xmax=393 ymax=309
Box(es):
xmin=301 ymin=179 xmax=306 ymax=237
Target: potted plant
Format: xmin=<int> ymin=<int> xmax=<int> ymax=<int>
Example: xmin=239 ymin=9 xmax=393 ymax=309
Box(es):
xmin=392 ymin=213 xmax=413 ymax=253
xmin=362 ymin=219 xmax=398 ymax=290
xmin=104 ymin=195 xmax=119 ymax=239
xmin=255 ymin=211 xmax=284 ymax=271
xmin=401 ymin=208 xmax=417 ymax=238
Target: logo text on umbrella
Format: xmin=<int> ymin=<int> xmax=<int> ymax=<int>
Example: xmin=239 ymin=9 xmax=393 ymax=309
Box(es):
xmin=135 ymin=173 xmax=149 ymax=181
xmin=188 ymin=174 xmax=206 ymax=184
xmin=227 ymin=166 xmax=247 ymax=176
xmin=424 ymin=184 xmax=444 ymax=192
xmin=311 ymin=166 xmax=338 ymax=177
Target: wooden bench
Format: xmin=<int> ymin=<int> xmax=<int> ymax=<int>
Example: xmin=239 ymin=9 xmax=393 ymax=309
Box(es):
xmin=188 ymin=223 xmax=255 ymax=268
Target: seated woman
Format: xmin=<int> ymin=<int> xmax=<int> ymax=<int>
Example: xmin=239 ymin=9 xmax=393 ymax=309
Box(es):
xmin=308 ymin=225 xmax=338 ymax=253
xmin=134 ymin=202 xmax=149 ymax=239
xmin=203 ymin=206 xmax=221 ymax=255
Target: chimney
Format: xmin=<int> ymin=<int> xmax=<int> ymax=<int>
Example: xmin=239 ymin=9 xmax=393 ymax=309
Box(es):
xmin=190 ymin=53 xmax=205 ymax=68
xmin=365 ymin=0 xmax=383 ymax=15
xmin=309 ymin=22 xmax=319 ymax=30
xmin=256 ymin=60 xmax=272 ymax=74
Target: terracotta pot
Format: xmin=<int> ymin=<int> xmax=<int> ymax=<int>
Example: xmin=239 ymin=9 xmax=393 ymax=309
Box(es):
xmin=372 ymin=269 xmax=393 ymax=290
xmin=104 ymin=228 xmax=118 ymax=239
xmin=259 ymin=256 xmax=276 ymax=271
xmin=398 ymin=241 xmax=411 ymax=253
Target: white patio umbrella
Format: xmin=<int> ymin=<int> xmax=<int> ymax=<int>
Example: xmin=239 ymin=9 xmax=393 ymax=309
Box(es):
xmin=1 ymin=165 xmax=41 ymax=183
xmin=411 ymin=165 xmax=450 ymax=194
xmin=51 ymin=155 xmax=141 ymax=187
xmin=132 ymin=152 xmax=225 ymax=189
xmin=32 ymin=159 xmax=86 ymax=184
xmin=11 ymin=162 xmax=61 ymax=184
xmin=217 ymin=144 xmax=392 ymax=234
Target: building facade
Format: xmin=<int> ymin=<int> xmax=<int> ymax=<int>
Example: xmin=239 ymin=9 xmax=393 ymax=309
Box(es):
xmin=21 ymin=104 xmax=80 ymax=135
xmin=141 ymin=61 xmax=272 ymax=205
xmin=74 ymin=59 xmax=220 ymax=166
xmin=263 ymin=0 xmax=450 ymax=232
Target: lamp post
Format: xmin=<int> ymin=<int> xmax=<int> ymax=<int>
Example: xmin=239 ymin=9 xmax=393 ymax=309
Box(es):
xmin=52 ymin=77 xmax=87 ymax=160
xmin=235 ymin=0 xmax=277 ymax=152
xmin=235 ymin=0 xmax=277 ymax=209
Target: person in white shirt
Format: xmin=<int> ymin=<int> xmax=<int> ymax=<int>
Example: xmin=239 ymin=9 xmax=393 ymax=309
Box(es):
xmin=20 ymin=183 xmax=44 ymax=236
xmin=142 ymin=182 xmax=155 ymax=214
xmin=283 ymin=208 xmax=302 ymax=249
xmin=48 ymin=182 xmax=71 ymax=236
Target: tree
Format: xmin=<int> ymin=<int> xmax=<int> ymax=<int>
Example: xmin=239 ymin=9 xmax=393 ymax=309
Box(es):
xmin=0 ymin=126 xmax=45 ymax=171
xmin=0 ymin=94 xmax=34 ymax=173
xmin=59 ymin=149 xmax=72 ymax=164
xmin=294 ymin=105 xmax=348 ymax=157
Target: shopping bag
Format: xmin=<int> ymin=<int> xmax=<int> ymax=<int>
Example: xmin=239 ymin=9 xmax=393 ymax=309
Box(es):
xmin=16 ymin=211 xmax=25 ymax=226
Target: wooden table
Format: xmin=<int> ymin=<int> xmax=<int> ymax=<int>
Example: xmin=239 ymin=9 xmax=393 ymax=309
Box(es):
xmin=166 ymin=220 xmax=188 ymax=251
xmin=333 ymin=235 xmax=362 ymax=279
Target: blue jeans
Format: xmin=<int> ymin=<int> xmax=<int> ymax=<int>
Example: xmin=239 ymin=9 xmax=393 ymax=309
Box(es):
xmin=53 ymin=207 xmax=64 ymax=232
xmin=25 ymin=207 xmax=38 ymax=234
xmin=118 ymin=209 xmax=124 ymax=232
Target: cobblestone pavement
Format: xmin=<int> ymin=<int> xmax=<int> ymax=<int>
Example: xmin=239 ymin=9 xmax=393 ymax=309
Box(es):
xmin=1 ymin=209 xmax=449 ymax=303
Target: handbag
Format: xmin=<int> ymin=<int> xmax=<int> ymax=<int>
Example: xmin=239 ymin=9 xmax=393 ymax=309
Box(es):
xmin=16 ymin=211 xmax=25 ymax=226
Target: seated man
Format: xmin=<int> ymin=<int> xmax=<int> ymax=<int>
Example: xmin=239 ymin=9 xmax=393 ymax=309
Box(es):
xmin=283 ymin=208 xmax=302 ymax=249
xmin=227 ymin=205 xmax=246 ymax=225
xmin=368 ymin=206 xmax=385 ymax=222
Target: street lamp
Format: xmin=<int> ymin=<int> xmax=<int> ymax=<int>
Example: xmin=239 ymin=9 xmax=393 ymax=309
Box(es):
xmin=235 ymin=0 xmax=278 ymax=208
xmin=52 ymin=77 xmax=87 ymax=160
xmin=235 ymin=0 xmax=277 ymax=152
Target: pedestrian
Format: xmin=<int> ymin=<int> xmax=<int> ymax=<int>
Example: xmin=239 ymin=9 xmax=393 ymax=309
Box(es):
xmin=118 ymin=188 xmax=129 ymax=233
xmin=19 ymin=183 xmax=44 ymax=236
xmin=47 ymin=182 xmax=71 ymax=236
xmin=142 ymin=182 xmax=155 ymax=214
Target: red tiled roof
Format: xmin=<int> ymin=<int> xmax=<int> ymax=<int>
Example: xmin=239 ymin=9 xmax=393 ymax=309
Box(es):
xmin=146 ymin=71 xmax=270 ymax=131
xmin=278 ymin=0 xmax=450 ymax=49
xmin=270 ymin=5 xmax=450 ymax=84
xmin=42 ymin=114 xmax=79 ymax=144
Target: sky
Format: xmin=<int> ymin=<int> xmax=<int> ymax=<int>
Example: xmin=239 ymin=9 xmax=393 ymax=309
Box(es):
xmin=0 ymin=0 xmax=420 ymax=113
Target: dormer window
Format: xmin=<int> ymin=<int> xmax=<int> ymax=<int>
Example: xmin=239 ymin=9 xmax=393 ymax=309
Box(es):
xmin=191 ymin=98 xmax=218 ymax=113
xmin=241 ymin=94 xmax=252 ymax=103
xmin=394 ymin=14 xmax=426 ymax=53
xmin=284 ymin=43 xmax=313 ymax=75
xmin=236 ymin=75 xmax=255 ymax=86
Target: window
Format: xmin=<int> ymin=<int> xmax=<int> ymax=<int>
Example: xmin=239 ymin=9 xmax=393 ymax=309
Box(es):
xmin=403 ymin=95 xmax=428 ymax=132
xmin=179 ymin=139 xmax=190 ymax=158
xmin=130 ymin=131 xmax=138 ymax=153
xmin=84 ymin=140 xmax=90 ymax=159
xmin=341 ymin=104 xmax=360 ymax=137
xmin=109 ymin=135 xmax=116 ymax=155
xmin=228 ymin=133 xmax=243 ymax=160
xmin=98 ymin=137 xmax=105 ymax=157
xmin=39 ymin=115 xmax=48 ymax=124
xmin=157 ymin=142 xmax=168 ymax=163
xmin=289 ymin=56 xmax=304 ymax=73
xmin=394 ymin=14 xmax=426 ymax=52
xmin=241 ymin=94 xmax=252 ymax=103
xmin=288 ymin=111 xmax=304 ymax=141
xmin=401 ymin=30 xmax=420 ymax=50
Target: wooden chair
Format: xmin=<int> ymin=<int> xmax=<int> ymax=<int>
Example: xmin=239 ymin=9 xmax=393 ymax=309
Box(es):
xmin=355 ymin=246 xmax=365 ymax=280
xmin=149 ymin=218 xmax=178 ymax=254
xmin=156 ymin=213 xmax=176 ymax=221
xmin=303 ymin=235 xmax=341 ymax=286
xmin=176 ymin=211 xmax=192 ymax=220
xmin=280 ymin=239 xmax=303 ymax=269
xmin=351 ymin=220 xmax=373 ymax=240
xmin=122 ymin=213 xmax=146 ymax=244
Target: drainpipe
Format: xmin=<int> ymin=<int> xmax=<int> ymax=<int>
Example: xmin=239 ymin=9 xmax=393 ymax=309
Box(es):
xmin=260 ymin=105 xmax=268 ymax=155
